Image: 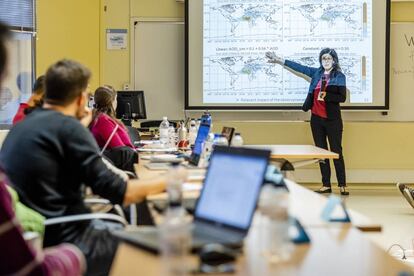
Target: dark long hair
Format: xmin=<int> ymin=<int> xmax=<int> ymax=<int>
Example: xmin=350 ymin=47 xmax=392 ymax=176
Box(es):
xmin=319 ymin=48 xmax=341 ymax=73
xmin=91 ymin=85 xmax=117 ymax=125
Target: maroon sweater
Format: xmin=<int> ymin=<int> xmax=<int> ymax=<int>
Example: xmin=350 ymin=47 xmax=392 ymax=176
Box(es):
xmin=0 ymin=169 xmax=85 ymax=275
xmin=90 ymin=113 xmax=134 ymax=149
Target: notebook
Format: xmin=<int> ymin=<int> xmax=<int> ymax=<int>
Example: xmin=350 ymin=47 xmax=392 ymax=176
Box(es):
xmin=114 ymin=146 xmax=271 ymax=253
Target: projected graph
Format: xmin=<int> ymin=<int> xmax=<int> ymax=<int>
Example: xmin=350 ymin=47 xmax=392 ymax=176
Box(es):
xmin=205 ymin=2 xmax=283 ymax=40
xmin=285 ymin=2 xmax=364 ymax=39
xmin=203 ymin=0 xmax=372 ymax=104
xmin=204 ymin=54 xmax=284 ymax=103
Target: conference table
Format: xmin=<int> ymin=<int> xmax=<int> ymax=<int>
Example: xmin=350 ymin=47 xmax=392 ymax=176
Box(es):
xmin=109 ymin=147 xmax=409 ymax=275
xmin=110 ymin=225 xmax=409 ymax=276
xmin=285 ymin=179 xmax=381 ymax=232
xmin=247 ymin=144 xmax=339 ymax=160
xmin=239 ymin=145 xmax=380 ymax=231
xmin=245 ymin=144 xmax=339 ymax=171
xmin=139 ymin=163 xmax=381 ymax=232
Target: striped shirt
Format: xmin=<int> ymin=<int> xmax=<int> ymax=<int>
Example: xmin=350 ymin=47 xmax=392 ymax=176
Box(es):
xmin=0 ymin=170 xmax=85 ymax=276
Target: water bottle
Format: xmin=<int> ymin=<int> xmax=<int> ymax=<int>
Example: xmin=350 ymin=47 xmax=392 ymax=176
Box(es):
xmin=213 ymin=134 xmax=228 ymax=146
xmin=258 ymin=185 xmax=293 ymax=263
xmin=160 ymin=207 xmax=191 ymax=276
xmin=166 ymin=164 xmax=187 ymax=207
xmin=203 ymin=111 xmax=212 ymax=125
xmin=178 ymin=121 xmax=187 ymax=143
xmin=231 ymin=132 xmax=244 ymax=147
xmin=168 ymin=125 xmax=176 ymax=148
xmin=160 ymin=165 xmax=191 ymax=276
xmin=159 ymin=117 xmax=170 ymax=145
xmin=188 ymin=120 xmax=197 ymax=145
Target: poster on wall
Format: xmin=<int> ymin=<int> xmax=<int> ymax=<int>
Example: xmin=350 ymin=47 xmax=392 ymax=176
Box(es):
xmin=106 ymin=29 xmax=128 ymax=50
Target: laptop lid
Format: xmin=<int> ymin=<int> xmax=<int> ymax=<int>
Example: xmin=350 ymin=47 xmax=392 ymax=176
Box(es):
xmin=194 ymin=146 xmax=270 ymax=233
xmin=221 ymin=127 xmax=235 ymax=144
xmin=188 ymin=114 xmax=211 ymax=165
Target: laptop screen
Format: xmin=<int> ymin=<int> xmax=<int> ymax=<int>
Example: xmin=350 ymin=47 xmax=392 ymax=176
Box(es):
xmin=193 ymin=123 xmax=210 ymax=156
xmin=189 ymin=115 xmax=211 ymax=165
xmin=195 ymin=147 xmax=269 ymax=230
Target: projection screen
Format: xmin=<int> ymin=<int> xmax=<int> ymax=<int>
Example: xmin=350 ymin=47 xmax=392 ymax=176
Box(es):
xmin=186 ymin=0 xmax=390 ymax=110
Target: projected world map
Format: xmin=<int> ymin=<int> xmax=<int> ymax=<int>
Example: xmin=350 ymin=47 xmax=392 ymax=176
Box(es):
xmin=209 ymin=3 xmax=283 ymax=39
xmin=288 ymin=3 xmax=362 ymax=38
xmin=203 ymin=0 xmax=372 ymax=104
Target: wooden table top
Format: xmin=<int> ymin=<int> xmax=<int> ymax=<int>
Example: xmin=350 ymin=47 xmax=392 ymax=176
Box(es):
xmin=246 ymin=145 xmax=339 ymax=160
xmin=285 ymin=179 xmax=381 ymax=232
xmin=137 ymin=161 xmax=381 ymax=232
xmin=110 ymin=225 xmax=408 ymax=276
xmin=115 ymin=159 xmax=399 ymax=275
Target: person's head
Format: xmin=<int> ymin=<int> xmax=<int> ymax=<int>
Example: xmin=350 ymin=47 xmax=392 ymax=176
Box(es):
xmin=319 ymin=48 xmax=341 ymax=73
xmin=93 ymin=85 xmax=117 ymax=118
xmin=44 ymin=59 xmax=91 ymax=118
xmin=0 ymin=21 xmax=11 ymax=86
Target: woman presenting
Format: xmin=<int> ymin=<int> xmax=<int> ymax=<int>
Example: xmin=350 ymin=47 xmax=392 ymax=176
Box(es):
xmin=266 ymin=48 xmax=349 ymax=196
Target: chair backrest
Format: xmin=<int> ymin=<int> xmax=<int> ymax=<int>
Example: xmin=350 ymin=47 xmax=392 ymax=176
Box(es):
xmin=140 ymin=120 xmax=177 ymax=128
xmin=126 ymin=126 xmax=140 ymax=143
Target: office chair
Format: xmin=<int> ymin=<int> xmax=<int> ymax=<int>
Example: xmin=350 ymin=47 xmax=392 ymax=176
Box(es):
xmin=126 ymin=125 xmax=141 ymax=143
xmin=44 ymin=212 xmax=128 ymax=227
xmin=140 ymin=120 xmax=177 ymax=128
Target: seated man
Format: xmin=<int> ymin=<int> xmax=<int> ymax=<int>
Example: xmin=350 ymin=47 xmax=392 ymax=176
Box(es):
xmin=0 ymin=20 xmax=85 ymax=276
xmin=0 ymin=59 xmax=166 ymax=276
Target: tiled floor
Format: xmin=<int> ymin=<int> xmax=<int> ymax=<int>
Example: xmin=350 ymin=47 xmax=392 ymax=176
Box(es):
xmin=303 ymin=184 xmax=414 ymax=266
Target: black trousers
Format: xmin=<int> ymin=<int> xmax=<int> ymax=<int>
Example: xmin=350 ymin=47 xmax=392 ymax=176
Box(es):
xmin=310 ymin=115 xmax=346 ymax=187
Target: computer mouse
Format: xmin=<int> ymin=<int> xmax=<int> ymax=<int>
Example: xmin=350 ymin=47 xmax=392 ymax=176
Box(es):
xmin=199 ymin=243 xmax=237 ymax=266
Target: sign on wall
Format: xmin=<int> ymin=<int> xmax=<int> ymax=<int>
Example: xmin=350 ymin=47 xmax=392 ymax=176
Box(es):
xmin=106 ymin=29 xmax=127 ymax=50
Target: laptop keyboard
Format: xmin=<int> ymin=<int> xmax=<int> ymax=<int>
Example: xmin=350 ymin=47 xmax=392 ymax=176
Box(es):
xmin=193 ymin=223 xmax=242 ymax=244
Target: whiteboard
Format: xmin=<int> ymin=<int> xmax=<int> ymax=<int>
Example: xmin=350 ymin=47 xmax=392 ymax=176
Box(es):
xmin=132 ymin=21 xmax=414 ymax=121
xmin=386 ymin=22 xmax=414 ymax=121
xmin=133 ymin=19 xmax=185 ymax=120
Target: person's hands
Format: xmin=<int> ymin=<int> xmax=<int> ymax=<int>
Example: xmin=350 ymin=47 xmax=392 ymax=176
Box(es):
xmin=79 ymin=106 xmax=93 ymax=127
xmin=266 ymin=52 xmax=284 ymax=65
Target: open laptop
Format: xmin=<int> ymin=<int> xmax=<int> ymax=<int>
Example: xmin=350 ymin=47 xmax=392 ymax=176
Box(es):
xmin=187 ymin=114 xmax=211 ymax=167
xmin=114 ymin=146 xmax=271 ymax=253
